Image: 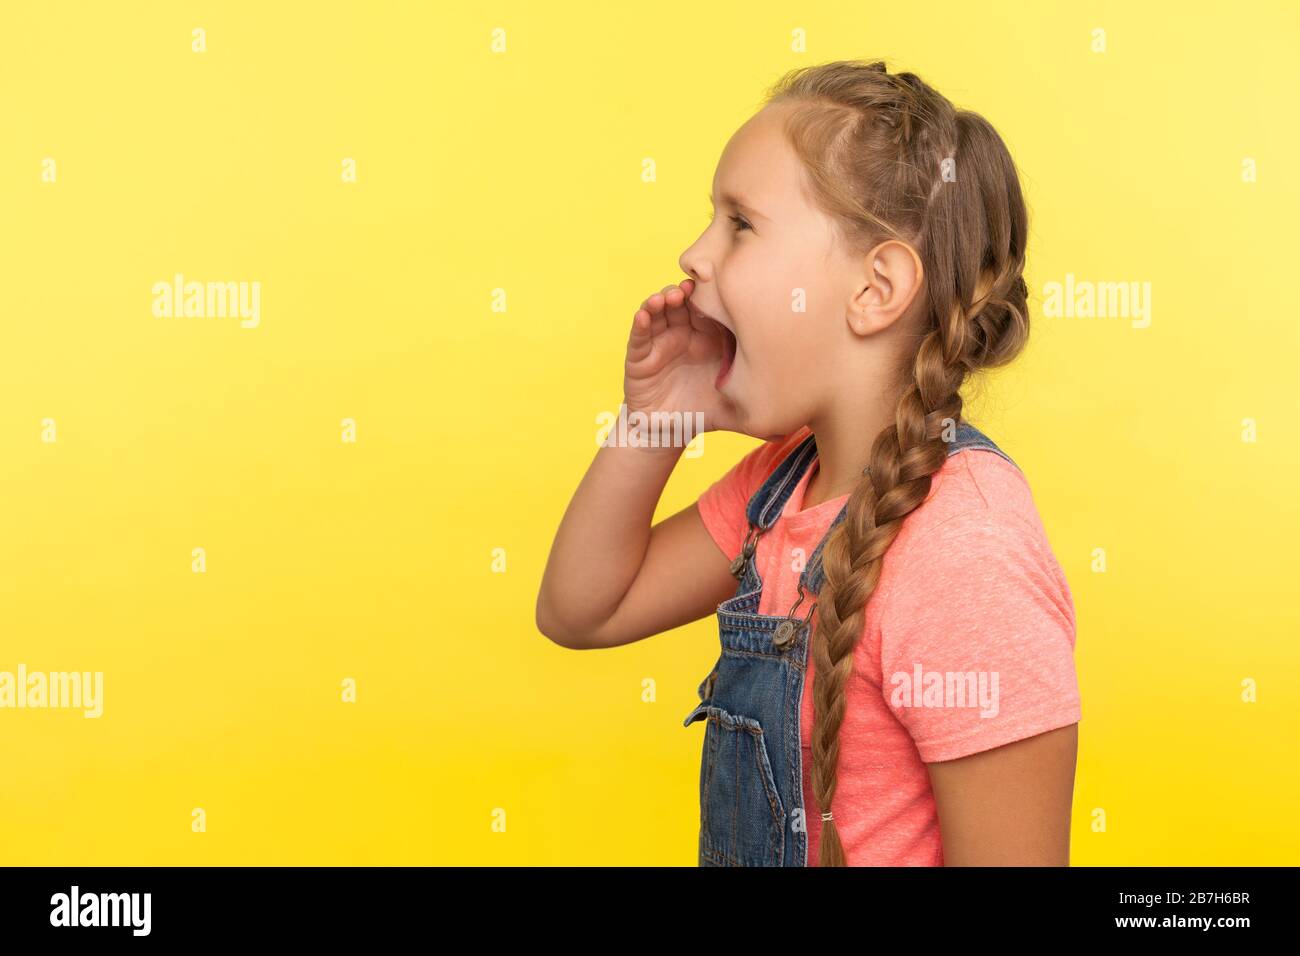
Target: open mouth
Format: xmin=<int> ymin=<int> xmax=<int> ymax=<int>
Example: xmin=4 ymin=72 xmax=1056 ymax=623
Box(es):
xmin=688 ymin=299 xmax=738 ymax=389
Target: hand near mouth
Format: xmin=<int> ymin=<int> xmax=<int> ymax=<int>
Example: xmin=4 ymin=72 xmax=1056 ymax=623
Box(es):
xmin=623 ymin=278 xmax=742 ymax=435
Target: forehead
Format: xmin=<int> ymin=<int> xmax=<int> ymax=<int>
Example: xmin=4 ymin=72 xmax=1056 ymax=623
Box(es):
xmin=711 ymin=103 xmax=815 ymax=217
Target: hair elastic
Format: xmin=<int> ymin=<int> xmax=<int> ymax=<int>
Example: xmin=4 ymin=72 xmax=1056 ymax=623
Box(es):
xmin=821 ymin=810 xmax=834 ymax=822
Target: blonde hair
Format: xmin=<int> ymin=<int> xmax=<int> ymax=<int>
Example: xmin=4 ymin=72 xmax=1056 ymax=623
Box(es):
xmin=762 ymin=59 xmax=1031 ymax=866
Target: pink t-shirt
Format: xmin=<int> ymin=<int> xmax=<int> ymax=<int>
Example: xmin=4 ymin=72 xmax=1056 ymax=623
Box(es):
xmin=696 ymin=425 xmax=1082 ymax=866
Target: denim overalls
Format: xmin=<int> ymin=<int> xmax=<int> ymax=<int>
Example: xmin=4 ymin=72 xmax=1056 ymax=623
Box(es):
xmin=682 ymin=421 xmax=1020 ymax=866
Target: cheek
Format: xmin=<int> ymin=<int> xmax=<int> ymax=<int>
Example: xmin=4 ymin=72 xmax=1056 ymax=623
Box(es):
xmin=719 ymin=254 xmax=825 ymax=367
xmin=717 ymin=250 xmax=795 ymax=318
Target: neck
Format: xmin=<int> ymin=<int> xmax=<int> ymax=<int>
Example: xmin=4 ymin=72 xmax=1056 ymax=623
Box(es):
xmin=802 ymin=401 xmax=898 ymax=510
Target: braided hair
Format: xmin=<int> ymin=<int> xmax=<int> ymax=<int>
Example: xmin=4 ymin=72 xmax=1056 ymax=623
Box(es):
xmin=761 ymin=60 xmax=1031 ymax=866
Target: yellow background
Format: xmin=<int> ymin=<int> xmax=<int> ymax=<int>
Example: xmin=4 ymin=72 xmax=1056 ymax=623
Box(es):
xmin=1 ymin=1 xmax=1296 ymax=865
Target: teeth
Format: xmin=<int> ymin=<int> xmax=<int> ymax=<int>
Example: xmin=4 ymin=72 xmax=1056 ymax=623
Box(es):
xmin=689 ymin=298 xmax=737 ymax=343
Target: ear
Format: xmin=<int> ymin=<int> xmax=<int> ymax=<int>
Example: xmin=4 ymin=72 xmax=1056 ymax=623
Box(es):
xmin=846 ymin=240 xmax=924 ymax=337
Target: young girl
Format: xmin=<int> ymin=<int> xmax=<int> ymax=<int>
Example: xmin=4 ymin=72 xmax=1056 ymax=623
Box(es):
xmin=537 ymin=60 xmax=1081 ymax=867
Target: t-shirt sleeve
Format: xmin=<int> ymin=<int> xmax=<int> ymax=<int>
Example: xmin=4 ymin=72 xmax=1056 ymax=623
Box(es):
xmin=696 ymin=431 xmax=804 ymax=564
xmin=878 ymin=508 xmax=1081 ymax=763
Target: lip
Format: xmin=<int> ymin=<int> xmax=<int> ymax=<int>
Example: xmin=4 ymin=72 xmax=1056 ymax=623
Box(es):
xmin=715 ymin=335 xmax=735 ymax=389
xmin=687 ymin=297 xmax=734 ymax=336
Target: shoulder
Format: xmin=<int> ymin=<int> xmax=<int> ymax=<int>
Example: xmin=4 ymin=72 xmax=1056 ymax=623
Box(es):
xmin=895 ymin=445 xmax=1052 ymax=561
xmin=882 ymin=445 xmax=1075 ymax=645
xmin=696 ymin=426 xmax=813 ymax=559
xmin=875 ymin=447 xmax=1081 ymax=761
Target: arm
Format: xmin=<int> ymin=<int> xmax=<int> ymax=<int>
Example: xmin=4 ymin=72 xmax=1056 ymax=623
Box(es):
xmin=536 ymin=279 xmax=746 ymax=650
xmin=927 ymin=722 xmax=1079 ymax=865
xmin=879 ymin=505 xmax=1083 ymax=865
xmin=535 ymin=440 xmax=737 ymax=650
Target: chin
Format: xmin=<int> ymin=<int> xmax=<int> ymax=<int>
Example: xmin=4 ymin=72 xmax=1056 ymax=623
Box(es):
xmin=733 ymin=407 xmax=785 ymax=443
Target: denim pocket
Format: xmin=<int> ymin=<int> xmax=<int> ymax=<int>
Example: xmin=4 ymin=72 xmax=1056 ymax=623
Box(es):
xmin=683 ymin=703 xmax=785 ymax=866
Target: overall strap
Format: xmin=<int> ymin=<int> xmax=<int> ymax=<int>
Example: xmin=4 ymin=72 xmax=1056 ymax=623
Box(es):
xmin=745 ymin=432 xmax=820 ymax=530
xmin=727 ymin=432 xmax=820 ymax=580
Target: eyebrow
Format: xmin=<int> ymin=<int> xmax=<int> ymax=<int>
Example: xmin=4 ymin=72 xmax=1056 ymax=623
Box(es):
xmin=708 ymin=190 xmax=768 ymax=222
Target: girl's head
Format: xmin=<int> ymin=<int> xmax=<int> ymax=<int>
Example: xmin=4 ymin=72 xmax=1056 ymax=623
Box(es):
xmin=679 ymin=60 xmax=1029 ymax=437
xmin=684 ymin=59 xmax=1031 ymax=865
xmin=677 ymin=97 xmax=889 ymax=436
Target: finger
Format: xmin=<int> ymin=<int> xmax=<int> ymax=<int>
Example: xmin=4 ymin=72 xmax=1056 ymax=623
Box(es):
xmin=645 ymin=280 xmax=691 ymax=316
xmin=629 ymin=307 xmax=650 ymax=340
xmin=651 ymin=283 xmax=680 ymax=313
xmin=682 ymin=278 xmax=700 ymax=324
xmin=644 ymin=289 xmax=673 ymax=335
xmin=627 ymin=308 xmax=655 ymax=361
xmin=663 ymin=282 xmax=690 ymax=328
xmin=631 ymin=302 xmax=668 ymax=347
xmin=677 ymin=278 xmax=704 ymax=323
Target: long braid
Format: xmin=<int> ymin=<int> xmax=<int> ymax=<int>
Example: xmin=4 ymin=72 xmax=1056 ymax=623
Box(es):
xmin=763 ymin=61 xmax=1031 ymax=866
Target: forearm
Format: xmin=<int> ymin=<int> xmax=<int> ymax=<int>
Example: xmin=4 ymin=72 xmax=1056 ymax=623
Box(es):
xmin=536 ymin=428 xmax=684 ymax=643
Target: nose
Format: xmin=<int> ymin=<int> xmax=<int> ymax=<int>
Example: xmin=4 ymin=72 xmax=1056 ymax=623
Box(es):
xmin=678 ymin=235 xmax=712 ymax=284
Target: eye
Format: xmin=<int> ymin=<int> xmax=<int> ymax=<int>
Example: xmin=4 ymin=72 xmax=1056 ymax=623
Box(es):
xmin=729 ymin=214 xmax=752 ymax=233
